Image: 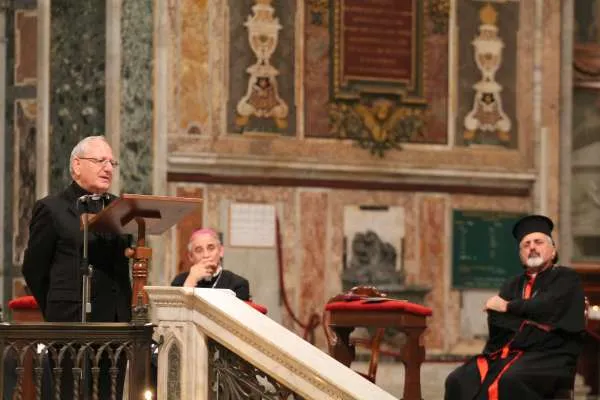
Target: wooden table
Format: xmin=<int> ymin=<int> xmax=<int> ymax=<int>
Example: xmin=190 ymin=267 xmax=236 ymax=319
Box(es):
xmin=325 ymin=300 xmax=431 ymax=400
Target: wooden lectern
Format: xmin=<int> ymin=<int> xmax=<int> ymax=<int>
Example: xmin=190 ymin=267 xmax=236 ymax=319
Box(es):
xmin=86 ymin=194 xmax=202 ymax=323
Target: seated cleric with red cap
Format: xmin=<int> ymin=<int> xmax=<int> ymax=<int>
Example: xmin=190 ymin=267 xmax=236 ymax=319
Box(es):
xmin=444 ymin=214 xmax=585 ymax=400
xmin=171 ymin=228 xmax=250 ymax=301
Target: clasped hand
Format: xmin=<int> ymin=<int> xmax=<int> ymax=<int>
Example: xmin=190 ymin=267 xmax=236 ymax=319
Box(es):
xmin=484 ymin=295 xmax=508 ymax=312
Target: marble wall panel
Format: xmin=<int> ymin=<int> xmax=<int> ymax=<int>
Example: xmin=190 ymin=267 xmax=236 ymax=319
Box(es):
xmin=422 ymin=2 xmax=450 ymax=144
xmin=167 ymin=0 xmax=181 ymax=135
xmin=455 ymin=0 xmax=518 ymax=147
xmin=120 ymin=0 xmax=153 ymax=194
xmin=179 ymin=0 xmax=210 ymax=134
xmin=541 ymin=0 xmax=562 ymax=226
xmin=49 ymin=0 xmax=106 ymax=193
xmin=15 ymin=10 xmax=37 ymax=86
xmin=298 ymin=190 xmax=328 ymax=347
xmin=226 ymin=0 xmax=296 ymax=135
xmin=12 ymin=100 xmax=37 ymax=267
xmin=303 ymin=2 xmax=331 ymax=137
xmin=417 ymin=195 xmax=447 ymax=349
xmin=516 ymin=0 xmax=534 ymax=159
xmin=202 ymin=185 xmax=299 ymax=329
xmin=175 ymin=186 xmax=204 ymax=275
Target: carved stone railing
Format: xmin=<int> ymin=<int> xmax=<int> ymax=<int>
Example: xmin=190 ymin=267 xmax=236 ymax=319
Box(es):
xmin=0 ymin=323 xmax=153 ymax=400
xmin=146 ymin=286 xmax=398 ymax=400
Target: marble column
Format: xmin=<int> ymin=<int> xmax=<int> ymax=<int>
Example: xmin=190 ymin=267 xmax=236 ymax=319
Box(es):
xmin=36 ymin=0 xmax=50 ymax=198
xmin=119 ymin=0 xmax=153 ymax=195
xmin=559 ymin=0 xmax=574 ymax=264
xmin=532 ymin=0 xmax=544 ymax=215
xmin=0 ymin=5 xmax=7 ymax=308
xmin=149 ymin=0 xmax=170 ymax=286
xmin=106 ymin=0 xmax=122 ymax=193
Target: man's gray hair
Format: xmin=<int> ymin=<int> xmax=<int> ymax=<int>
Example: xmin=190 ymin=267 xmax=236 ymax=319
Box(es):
xmin=69 ymin=135 xmax=109 ymax=177
xmin=187 ymin=228 xmax=221 ymax=252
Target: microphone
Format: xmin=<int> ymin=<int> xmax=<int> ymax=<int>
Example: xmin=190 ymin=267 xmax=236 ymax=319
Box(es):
xmin=77 ymin=193 xmax=111 ymax=213
xmin=78 ymin=193 xmax=110 ymax=203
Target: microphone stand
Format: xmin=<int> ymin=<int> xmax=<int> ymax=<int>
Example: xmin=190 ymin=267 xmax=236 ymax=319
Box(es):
xmin=80 ymin=206 xmax=93 ymax=323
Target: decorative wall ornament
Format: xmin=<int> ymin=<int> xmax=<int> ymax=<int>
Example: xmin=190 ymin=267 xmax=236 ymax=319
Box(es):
xmin=463 ymin=3 xmax=511 ymax=144
xmin=328 ymin=0 xmax=434 ymax=156
xmin=428 ymin=0 xmax=451 ymax=34
xmin=167 ymin=343 xmax=182 ymax=400
xmin=307 ymin=0 xmax=328 ymax=26
xmin=330 ymin=99 xmax=426 ymax=157
xmin=236 ymin=0 xmax=289 ymax=130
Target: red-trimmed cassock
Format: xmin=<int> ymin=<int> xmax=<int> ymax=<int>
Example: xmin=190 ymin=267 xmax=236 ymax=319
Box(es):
xmin=445 ymin=265 xmax=585 ymax=400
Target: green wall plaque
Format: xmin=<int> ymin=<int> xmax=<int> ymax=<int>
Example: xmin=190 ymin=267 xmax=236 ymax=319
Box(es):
xmin=452 ymin=210 xmax=527 ymax=289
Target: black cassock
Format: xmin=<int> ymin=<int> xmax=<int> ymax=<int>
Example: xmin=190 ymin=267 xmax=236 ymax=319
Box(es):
xmin=445 ymin=265 xmax=585 ymax=400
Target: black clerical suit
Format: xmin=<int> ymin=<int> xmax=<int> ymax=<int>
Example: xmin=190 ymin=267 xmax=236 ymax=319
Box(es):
xmin=22 ymin=181 xmax=132 ymax=322
xmin=171 ymin=269 xmax=250 ymax=301
xmin=445 ymin=265 xmax=585 ymax=400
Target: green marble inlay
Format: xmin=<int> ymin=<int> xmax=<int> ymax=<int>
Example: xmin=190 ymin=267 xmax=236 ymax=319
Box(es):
xmin=120 ymin=0 xmax=153 ymax=195
xmin=49 ymin=0 xmax=107 ymax=193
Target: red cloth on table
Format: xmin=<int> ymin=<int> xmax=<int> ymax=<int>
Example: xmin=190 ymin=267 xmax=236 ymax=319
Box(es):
xmin=325 ymin=299 xmax=432 ymax=316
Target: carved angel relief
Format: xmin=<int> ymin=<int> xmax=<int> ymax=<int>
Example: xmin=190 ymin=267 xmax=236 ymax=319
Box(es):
xmin=331 ymin=99 xmax=426 ymax=157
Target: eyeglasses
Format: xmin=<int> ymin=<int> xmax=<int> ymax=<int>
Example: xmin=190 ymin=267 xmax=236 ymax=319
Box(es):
xmin=78 ymin=157 xmax=119 ymax=168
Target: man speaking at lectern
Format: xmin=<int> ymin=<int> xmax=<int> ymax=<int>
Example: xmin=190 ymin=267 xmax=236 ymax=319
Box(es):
xmin=22 ymin=135 xmax=132 ymax=323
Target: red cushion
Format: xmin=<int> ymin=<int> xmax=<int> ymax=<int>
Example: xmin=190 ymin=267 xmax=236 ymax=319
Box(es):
xmin=325 ymin=299 xmax=432 ymax=316
xmin=8 ymin=295 xmax=39 ymax=310
xmin=245 ymin=301 xmax=268 ymax=314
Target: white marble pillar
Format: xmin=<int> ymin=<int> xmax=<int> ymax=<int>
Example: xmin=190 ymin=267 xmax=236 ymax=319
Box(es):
xmin=153 ymin=0 xmax=168 ymax=197
xmin=106 ymin=0 xmax=122 ymax=193
xmin=36 ymin=0 xmax=51 ymax=198
xmin=150 ymin=0 xmax=170 ymax=286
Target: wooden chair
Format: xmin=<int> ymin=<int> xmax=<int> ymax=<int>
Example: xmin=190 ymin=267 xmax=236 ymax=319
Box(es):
xmin=555 ymin=296 xmax=590 ymax=400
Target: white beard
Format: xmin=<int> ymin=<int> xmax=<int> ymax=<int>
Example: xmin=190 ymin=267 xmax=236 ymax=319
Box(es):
xmin=526 ymin=256 xmax=544 ymax=268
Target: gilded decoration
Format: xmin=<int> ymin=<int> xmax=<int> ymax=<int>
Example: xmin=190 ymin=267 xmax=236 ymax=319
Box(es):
xmin=307 ymin=0 xmax=328 ymax=27
xmin=236 ymin=0 xmax=289 ymax=130
xmin=330 ymin=99 xmax=426 ymax=157
xmin=428 ymin=0 xmax=450 ymax=34
xmin=329 ymin=0 xmax=429 ymax=156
